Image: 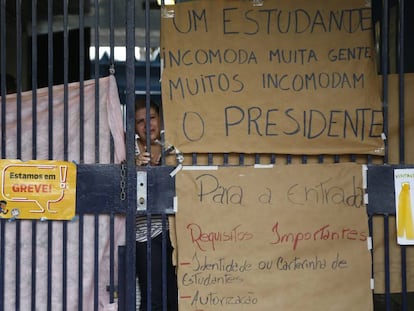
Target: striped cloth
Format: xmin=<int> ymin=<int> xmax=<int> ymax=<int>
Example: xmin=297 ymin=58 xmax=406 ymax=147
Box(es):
xmin=135 ymin=215 xmax=169 ymax=242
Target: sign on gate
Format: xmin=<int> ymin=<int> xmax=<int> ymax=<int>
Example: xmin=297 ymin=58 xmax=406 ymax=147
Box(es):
xmin=0 ymin=159 xmax=77 ymax=220
xmin=161 ymin=0 xmax=384 ymax=155
xmin=394 ymin=168 xmax=414 ymax=245
xmin=174 ymin=163 xmax=373 ymax=311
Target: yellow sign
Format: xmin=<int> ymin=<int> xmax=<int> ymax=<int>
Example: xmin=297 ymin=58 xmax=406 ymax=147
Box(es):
xmin=395 ymin=168 xmax=414 ymax=245
xmin=0 ymin=160 xmax=77 ymax=220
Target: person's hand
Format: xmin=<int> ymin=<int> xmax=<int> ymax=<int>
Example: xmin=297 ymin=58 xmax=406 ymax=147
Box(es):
xmin=150 ymin=153 xmax=161 ymax=166
xmin=135 ymin=152 xmax=151 ymax=166
xmin=135 ymin=151 xmax=161 ymax=166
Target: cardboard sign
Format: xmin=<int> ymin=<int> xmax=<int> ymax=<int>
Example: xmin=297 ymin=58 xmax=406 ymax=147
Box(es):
xmin=161 ymin=0 xmax=384 ymax=155
xmin=175 ymin=163 xmax=373 ymax=311
xmin=0 ymin=160 xmax=76 ymax=220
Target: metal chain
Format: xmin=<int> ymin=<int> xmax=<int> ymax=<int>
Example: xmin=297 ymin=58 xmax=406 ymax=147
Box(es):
xmin=120 ymin=161 xmax=126 ymax=201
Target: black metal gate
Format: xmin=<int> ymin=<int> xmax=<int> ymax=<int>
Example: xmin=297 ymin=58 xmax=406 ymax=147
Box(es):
xmin=1 ymin=0 xmax=414 ymax=310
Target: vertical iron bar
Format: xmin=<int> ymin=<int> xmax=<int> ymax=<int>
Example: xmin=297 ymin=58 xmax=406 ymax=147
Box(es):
xmin=62 ymin=2 xmax=70 ymax=308
xmin=94 ymin=213 xmax=99 ymax=310
xmin=109 ymin=213 xmax=115 ymax=303
xmin=381 ymin=0 xmax=389 ymax=164
xmin=126 ymin=0 xmax=137 ymax=309
xmin=15 ymin=0 xmax=22 ymax=159
xmin=0 ymin=220 xmax=4 ymax=311
xmin=378 ymin=0 xmax=391 ymax=299
xmin=117 ymin=246 xmax=126 ymax=311
xmin=401 ymin=245 xmax=407 ymax=311
xmin=301 ymin=155 xmax=307 ymax=164
xmin=32 ymin=0 xmax=38 ymax=159
xmin=108 ymin=0 xmax=116 ymax=302
xmin=15 ymin=222 xmax=21 ymax=310
xmin=62 ymin=222 xmax=68 ymax=311
xmin=318 ymin=155 xmax=323 ymax=163
xmin=78 ymin=214 xmax=84 ymax=311
xmin=0 ymin=0 xmax=6 ymax=158
xmin=270 ymin=154 xmax=276 ymax=164
xmin=398 ymin=0 xmax=405 ymax=164
xmin=398 ymin=2 xmax=407 ymax=310
xmin=255 ymin=154 xmax=260 ymax=164
xmin=63 ymin=0 xmax=69 ymax=161
xmin=62 ymin=3 xmax=69 ymax=307
xmin=109 ymin=0 xmax=115 ymax=89
xmin=145 ymin=0 xmax=152 ymax=154
xmin=239 ymin=154 xmax=244 ymax=165
xmin=368 ymin=215 xmax=374 ymax=311
xmin=31 ymin=221 xmax=37 ymax=310
xmin=94 ymin=0 xmax=100 ymax=163
xmin=47 ymin=222 xmax=53 ymax=311
xmin=14 ymin=3 xmax=22 ymax=309
xmin=79 ymin=0 xmax=85 ymax=163
xmin=109 ymin=0 xmax=115 ymax=164
xmin=162 ymin=214 xmax=167 ymax=311
xmin=47 ymin=0 xmax=54 ymax=160
xmin=46 ymin=1 xmax=54 ymax=306
xmin=223 ymin=153 xmax=229 ymax=165
xmin=383 ymin=215 xmax=391 ymax=311
xmin=146 ymin=215 xmax=152 ymax=311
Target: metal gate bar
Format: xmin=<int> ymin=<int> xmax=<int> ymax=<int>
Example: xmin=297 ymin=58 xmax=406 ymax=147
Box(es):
xmin=125 ymin=0 xmax=138 ymax=309
xmin=1 ymin=0 xmax=413 ymax=310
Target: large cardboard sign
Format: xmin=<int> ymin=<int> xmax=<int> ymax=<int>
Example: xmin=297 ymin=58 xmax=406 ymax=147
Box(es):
xmin=161 ymin=0 xmax=384 ymax=155
xmin=175 ymin=163 xmax=373 ymax=310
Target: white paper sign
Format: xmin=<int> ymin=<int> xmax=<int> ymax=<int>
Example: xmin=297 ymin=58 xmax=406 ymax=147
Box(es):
xmin=394 ymin=168 xmax=414 ymax=245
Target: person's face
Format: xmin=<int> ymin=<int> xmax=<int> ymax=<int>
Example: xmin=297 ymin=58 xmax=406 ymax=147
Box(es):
xmin=135 ymin=107 xmax=161 ymax=143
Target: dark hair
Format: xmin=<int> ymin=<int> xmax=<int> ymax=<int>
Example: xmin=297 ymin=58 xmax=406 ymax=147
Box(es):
xmin=135 ymin=98 xmax=159 ymax=114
